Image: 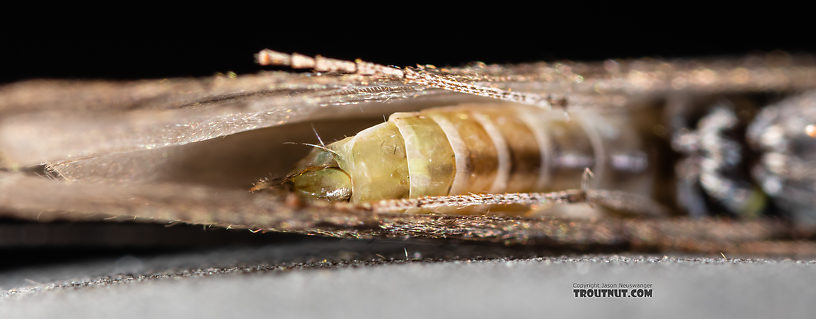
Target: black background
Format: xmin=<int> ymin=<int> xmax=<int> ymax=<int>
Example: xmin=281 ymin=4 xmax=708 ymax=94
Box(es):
xmin=3 ymin=6 xmax=813 ymax=83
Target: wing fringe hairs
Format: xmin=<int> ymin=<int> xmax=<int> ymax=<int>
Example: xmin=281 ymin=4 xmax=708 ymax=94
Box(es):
xmin=2 ymin=51 xmax=816 ymax=255
xmin=2 ymin=172 xmax=815 ymax=256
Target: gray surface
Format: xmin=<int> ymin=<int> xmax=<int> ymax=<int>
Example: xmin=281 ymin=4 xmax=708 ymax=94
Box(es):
xmin=1 ymin=241 xmax=815 ymax=319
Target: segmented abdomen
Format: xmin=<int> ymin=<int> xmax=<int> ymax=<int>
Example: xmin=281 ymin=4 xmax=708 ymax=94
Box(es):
xmin=328 ymin=103 xmax=651 ymax=202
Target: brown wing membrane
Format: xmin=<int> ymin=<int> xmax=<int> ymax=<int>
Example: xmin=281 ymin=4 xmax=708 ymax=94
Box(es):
xmin=2 ymin=51 xmax=816 ymax=256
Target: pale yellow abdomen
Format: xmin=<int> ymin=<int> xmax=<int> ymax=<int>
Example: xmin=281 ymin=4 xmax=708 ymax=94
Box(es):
xmin=325 ymin=103 xmax=652 ymax=203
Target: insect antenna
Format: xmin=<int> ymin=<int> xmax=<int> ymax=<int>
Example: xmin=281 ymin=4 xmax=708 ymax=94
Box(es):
xmin=255 ymin=49 xmax=403 ymax=77
xmin=256 ymin=49 xmax=561 ymax=111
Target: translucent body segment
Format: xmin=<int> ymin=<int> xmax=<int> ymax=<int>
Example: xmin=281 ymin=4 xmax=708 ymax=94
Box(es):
xmin=515 ymin=106 xmax=555 ymax=190
xmin=540 ymin=113 xmax=596 ymax=191
xmin=574 ymin=111 xmax=653 ymax=196
xmin=330 ymin=122 xmax=410 ymax=202
xmin=471 ymin=108 xmax=542 ymax=193
xmin=389 ymin=113 xmax=456 ymax=198
xmin=471 ymin=112 xmax=511 ymax=193
xmin=424 ymin=109 xmax=498 ymax=194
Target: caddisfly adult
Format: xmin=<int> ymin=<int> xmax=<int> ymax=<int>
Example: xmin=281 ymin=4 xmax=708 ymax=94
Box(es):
xmin=3 ymin=49 xmax=816 ymax=254
xmin=258 ymin=50 xmax=816 ymax=223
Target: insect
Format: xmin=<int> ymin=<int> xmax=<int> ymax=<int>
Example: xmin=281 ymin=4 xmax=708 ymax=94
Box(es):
xmin=287 ymin=103 xmax=651 ymax=204
xmin=260 ymin=50 xmax=816 ymax=222
xmin=2 ymin=49 xmax=816 ymax=254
